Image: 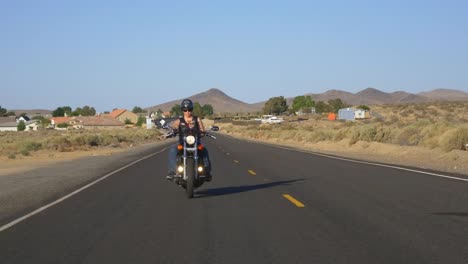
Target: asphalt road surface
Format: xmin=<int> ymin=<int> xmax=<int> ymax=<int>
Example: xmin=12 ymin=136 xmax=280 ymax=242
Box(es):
xmin=1 ymin=134 xmax=468 ymax=264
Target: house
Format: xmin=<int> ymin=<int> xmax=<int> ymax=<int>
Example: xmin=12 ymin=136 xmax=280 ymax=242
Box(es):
xmin=0 ymin=117 xmax=18 ymax=131
xmin=16 ymin=116 xmax=31 ymax=122
xmin=0 ymin=116 xmax=38 ymax=131
xmin=338 ymin=108 xmax=356 ymax=121
xmin=355 ymin=109 xmax=371 ymax=119
xmin=50 ymin=117 xmax=72 ymax=127
xmin=72 ymin=116 xmax=124 ymax=129
xmin=51 ymin=116 xmax=124 ymax=129
xmin=108 ymin=109 xmax=139 ymax=124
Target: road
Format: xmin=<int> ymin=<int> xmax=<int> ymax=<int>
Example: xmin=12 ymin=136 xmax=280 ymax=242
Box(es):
xmin=1 ymin=134 xmax=468 ymax=264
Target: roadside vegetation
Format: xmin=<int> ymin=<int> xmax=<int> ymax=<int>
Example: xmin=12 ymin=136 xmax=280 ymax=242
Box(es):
xmin=220 ymin=101 xmax=468 ymax=153
xmin=0 ymin=128 xmax=162 ymax=159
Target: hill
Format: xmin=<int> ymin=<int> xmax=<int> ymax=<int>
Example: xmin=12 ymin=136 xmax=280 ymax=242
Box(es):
xmin=145 ymin=88 xmax=260 ymax=114
xmin=418 ymin=88 xmax=468 ymax=101
xmin=146 ymin=87 xmax=468 ymax=114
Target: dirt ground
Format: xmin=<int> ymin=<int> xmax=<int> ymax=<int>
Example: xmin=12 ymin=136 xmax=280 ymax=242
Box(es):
xmin=0 ymin=146 xmax=130 ymax=176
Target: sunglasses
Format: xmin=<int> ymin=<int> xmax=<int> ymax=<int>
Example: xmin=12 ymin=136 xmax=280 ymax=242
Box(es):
xmin=183 ymin=109 xmax=193 ymax=112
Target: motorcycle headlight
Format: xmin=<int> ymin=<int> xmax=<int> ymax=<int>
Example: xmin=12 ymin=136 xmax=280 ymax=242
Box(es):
xmin=186 ymin=135 xmax=196 ymax=145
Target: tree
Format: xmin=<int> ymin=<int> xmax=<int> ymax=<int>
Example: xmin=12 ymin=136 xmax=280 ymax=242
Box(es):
xmin=135 ymin=116 xmax=145 ymax=127
xmin=81 ymin=106 xmax=96 ymax=116
xmin=52 ymin=107 xmax=65 ymax=117
xmin=63 ymin=106 xmax=72 ymax=116
xmin=0 ymin=105 xmax=6 ymax=117
xmin=357 ymin=105 xmax=370 ymax=111
xmin=202 ymin=104 xmax=214 ymax=116
xmin=32 ymin=116 xmax=51 ymax=128
xmin=263 ymin=96 xmax=288 ymax=115
xmin=124 ymin=118 xmax=133 ymax=125
xmin=17 ymin=120 xmax=26 ymax=131
xmin=132 ymin=106 xmax=144 ymax=113
xmin=292 ymin=95 xmax=315 ymax=112
xmin=315 ymin=101 xmax=330 ymax=114
xmin=328 ymin=98 xmax=347 ymax=113
xmin=52 ymin=106 xmax=73 ymax=117
xmin=171 ymin=104 xmax=181 ymax=117
xmin=193 ymin=102 xmax=203 ymax=117
xmin=72 ymin=107 xmax=82 ymax=116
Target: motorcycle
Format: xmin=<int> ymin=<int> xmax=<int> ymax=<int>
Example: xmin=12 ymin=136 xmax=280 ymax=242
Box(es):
xmin=164 ymin=125 xmax=216 ymax=198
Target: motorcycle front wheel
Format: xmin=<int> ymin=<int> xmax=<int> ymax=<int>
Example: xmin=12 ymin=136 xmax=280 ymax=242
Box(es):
xmin=185 ymin=158 xmax=195 ymax=198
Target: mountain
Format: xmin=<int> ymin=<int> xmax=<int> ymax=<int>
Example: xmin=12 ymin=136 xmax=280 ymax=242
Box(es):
xmin=418 ymin=89 xmax=468 ymax=101
xmin=145 ymin=88 xmax=260 ymax=113
xmin=146 ymin=88 xmax=468 ymax=114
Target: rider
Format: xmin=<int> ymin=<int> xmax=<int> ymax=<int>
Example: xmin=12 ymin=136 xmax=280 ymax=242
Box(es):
xmin=166 ymin=99 xmax=212 ymax=181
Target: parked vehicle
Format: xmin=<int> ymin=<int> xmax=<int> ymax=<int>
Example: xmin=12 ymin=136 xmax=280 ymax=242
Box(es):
xmin=210 ymin=125 xmax=219 ymax=131
xmin=261 ymin=115 xmax=284 ymax=124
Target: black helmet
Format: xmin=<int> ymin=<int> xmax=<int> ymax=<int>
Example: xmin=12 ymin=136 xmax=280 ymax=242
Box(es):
xmin=181 ymin=99 xmax=193 ymax=111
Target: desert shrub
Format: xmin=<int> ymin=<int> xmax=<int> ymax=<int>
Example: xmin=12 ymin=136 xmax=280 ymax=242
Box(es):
xmin=20 ymin=149 xmax=30 ymax=156
xmin=359 ymin=125 xmax=377 ymax=142
xmin=349 ymin=130 xmax=360 ymax=145
xmin=333 ymin=128 xmax=349 ymax=141
xmin=8 ymin=153 xmax=16 ymax=159
xmin=70 ymin=135 xmax=87 ymax=146
xmin=100 ymin=134 xmax=119 ymax=146
xmin=374 ymin=126 xmax=393 ymax=143
xmin=115 ymin=134 xmax=128 ymax=142
xmin=22 ymin=141 xmax=42 ymax=152
xmin=395 ymin=127 xmax=422 ymax=146
xmin=258 ymin=124 xmax=272 ymax=131
xmin=279 ymin=123 xmax=297 ymax=131
xmin=306 ymin=130 xmax=330 ymax=143
xmin=440 ymin=127 xmax=468 ymax=152
xmin=86 ymin=134 xmax=101 ymax=146
xmin=385 ymin=115 xmax=399 ymax=125
xmin=48 ymin=136 xmax=72 ymax=152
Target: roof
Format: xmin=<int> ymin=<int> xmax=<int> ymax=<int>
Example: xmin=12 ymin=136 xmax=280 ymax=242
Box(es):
xmin=50 ymin=117 xmax=72 ymax=125
xmin=109 ymin=109 xmax=127 ymax=118
xmin=0 ymin=117 xmax=17 ymax=124
xmin=73 ymin=116 xmax=124 ymax=126
xmin=0 ymin=120 xmax=36 ymax=127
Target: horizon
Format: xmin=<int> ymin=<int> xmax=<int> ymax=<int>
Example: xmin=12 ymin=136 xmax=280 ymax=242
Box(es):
xmin=4 ymin=87 xmax=468 ymax=113
xmin=1 ymin=1 xmax=467 ymax=112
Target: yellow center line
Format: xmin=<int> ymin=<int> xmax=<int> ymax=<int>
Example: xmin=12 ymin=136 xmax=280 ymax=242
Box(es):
xmin=283 ymin=194 xmax=305 ymax=208
xmin=233 ymin=160 xmax=239 ymax=163
xmin=248 ymin=170 xmax=256 ymax=176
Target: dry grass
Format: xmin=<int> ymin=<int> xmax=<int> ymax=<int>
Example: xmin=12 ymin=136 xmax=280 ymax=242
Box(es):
xmin=219 ymin=101 xmax=468 ymax=152
xmin=0 ymin=128 xmax=162 ymax=158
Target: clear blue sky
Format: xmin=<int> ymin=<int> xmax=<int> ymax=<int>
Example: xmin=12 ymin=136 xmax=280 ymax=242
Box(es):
xmin=1 ymin=0 xmax=467 ymax=112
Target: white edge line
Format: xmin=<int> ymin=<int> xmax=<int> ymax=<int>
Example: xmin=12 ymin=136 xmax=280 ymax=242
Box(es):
xmin=222 ymin=134 xmax=468 ymax=183
xmin=0 ymin=148 xmax=167 ymax=233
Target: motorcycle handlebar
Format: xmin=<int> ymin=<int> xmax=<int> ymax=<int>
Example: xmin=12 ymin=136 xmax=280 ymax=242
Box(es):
xmin=163 ymin=126 xmax=216 ymax=140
